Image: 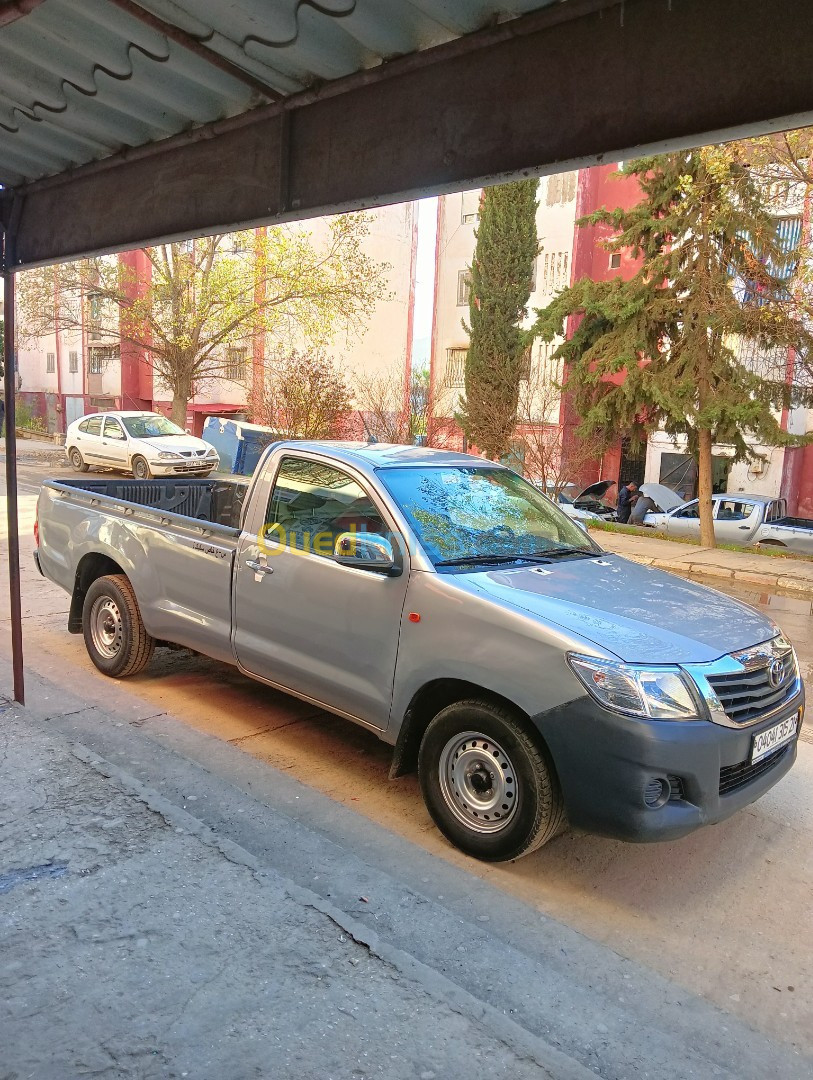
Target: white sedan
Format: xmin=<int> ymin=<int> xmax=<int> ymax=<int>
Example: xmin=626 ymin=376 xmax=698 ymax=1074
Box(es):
xmin=66 ymin=411 xmax=220 ymax=479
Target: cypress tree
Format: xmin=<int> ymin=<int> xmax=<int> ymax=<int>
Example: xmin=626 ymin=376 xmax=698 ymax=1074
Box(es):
xmin=459 ymin=179 xmax=539 ymax=460
xmin=533 ymin=148 xmax=813 ymax=547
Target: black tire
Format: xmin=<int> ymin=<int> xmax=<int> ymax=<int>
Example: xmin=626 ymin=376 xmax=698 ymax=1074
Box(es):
xmin=82 ymin=574 xmax=155 ymax=678
xmin=418 ymin=699 xmax=564 ymax=862
xmin=69 ymin=447 xmax=89 ymax=472
xmin=132 ymin=456 xmax=151 ymax=480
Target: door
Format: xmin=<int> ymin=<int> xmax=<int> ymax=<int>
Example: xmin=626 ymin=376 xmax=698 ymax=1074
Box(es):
xmin=74 ymin=415 xmax=104 ymax=462
xmin=664 ymin=500 xmax=702 ymax=538
xmin=713 ymin=498 xmax=759 ymax=543
xmin=233 ymin=454 xmax=410 ymax=728
xmin=99 ymin=416 xmax=129 ymax=470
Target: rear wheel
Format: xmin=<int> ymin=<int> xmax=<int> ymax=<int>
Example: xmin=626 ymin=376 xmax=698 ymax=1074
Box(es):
xmin=82 ymin=574 xmax=155 ymax=677
xmin=418 ymin=699 xmax=564 ymax=861
xmin=132 ymin=455 xmax=151 ymax=480
xmin=69 ymin=447 xmax=89 ymax=472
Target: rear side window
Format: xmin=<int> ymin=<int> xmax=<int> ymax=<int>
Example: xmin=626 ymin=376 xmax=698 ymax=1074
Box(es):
xmin=79 ymin=417 xmax=102 ymax=436
xmin=715 ymin=500 xmax=756 ymax=522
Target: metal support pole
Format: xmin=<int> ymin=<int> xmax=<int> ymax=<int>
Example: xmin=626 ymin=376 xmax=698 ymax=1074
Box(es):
xmin=3 ymin=246 xmax=25 ymax=704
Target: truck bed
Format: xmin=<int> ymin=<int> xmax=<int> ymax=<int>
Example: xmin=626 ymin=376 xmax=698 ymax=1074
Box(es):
xmin=772 ymin=516 xmax=813 ymax=531
xmin=55 ymin=476 xmax=250 ymax=530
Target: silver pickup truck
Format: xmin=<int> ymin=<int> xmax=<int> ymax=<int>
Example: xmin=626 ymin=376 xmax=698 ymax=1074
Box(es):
xmin=645 ymin=492 xmax=813 ymax=555
xmin=35 ymin=442 xmax=804 ymax=862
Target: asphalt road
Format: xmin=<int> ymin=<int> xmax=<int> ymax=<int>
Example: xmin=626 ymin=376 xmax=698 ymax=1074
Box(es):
xmin=2 ymin=457 xmax=812 ymax=1065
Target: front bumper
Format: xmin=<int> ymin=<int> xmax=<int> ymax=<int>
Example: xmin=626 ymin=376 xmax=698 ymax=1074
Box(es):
xmin=533 ymin=685 xmax=804 ymax=843
xmin=147 ymin=459 xmax=217 ymax=475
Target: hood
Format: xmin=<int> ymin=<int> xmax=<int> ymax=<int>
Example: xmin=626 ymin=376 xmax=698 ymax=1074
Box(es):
xmin=463 ymin=553 xmax=775 ymax=664
xmin=639 ymin=482 xmax=683 ymax=512
xmin=576 ymin=480 xmax=615 ymax=502
xmin=144 ymin=435 xmax=211 ymax=455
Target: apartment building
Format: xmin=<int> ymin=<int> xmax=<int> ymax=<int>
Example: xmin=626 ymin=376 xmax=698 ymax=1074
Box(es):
xmin=429 ymin=166 xmax=813 ymax=514
xmin=16 ymin=202 xmax=417 ymax=438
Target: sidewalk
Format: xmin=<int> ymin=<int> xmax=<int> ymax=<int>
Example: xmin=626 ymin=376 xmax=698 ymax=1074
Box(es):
xmin=0 ymin=701 xmax=575 ymax=1080
xmin=596 ymin=528 xmax=813 ymax=598
xmin=1 ymin=433 xmax=67 ymax=465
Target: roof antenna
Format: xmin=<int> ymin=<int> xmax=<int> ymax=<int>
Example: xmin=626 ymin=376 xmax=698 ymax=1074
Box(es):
xmin=358 ymin=411 xmax=378 ymax=444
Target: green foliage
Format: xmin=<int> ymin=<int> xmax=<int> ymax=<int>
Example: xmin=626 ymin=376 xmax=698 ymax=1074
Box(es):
xmin=458 ymin=180 xmax=539 ymax=459
xmin=16 ymin=215 xmax=389 ymax=425
xmin=533 ymin=148 xmax=813 ymax=463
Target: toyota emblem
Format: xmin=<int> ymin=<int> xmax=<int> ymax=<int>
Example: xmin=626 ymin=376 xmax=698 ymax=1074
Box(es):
xmin=769 ymin=657 xmax=785 ymax=688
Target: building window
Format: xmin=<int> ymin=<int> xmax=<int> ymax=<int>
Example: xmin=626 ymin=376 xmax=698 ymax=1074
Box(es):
xmin=461 ymin=190 xmax=481 ymax=224
xmin=609 ymin=252 xmax=622 ymax=269
xmin=540 ymin=251 xmax=569 ymax=294
xmin=46 ymin=352 xmax=55 ymax=373
xmin=225 ymin=347 xmax=247 ymax=381
xmin=519 ymin=345 xmax=532 ymax=382
xmin=545 ymin=172 xmax=577 ymax=206
xmin=69 ymin=350 xmax=79 ymax=373
xmin=444 ymin=347 xmax=468 ymax=388
xmin=457 ymin=270 xmax=471 ymax=306
xmin=88 ymin=345 xmax=118 ymax=375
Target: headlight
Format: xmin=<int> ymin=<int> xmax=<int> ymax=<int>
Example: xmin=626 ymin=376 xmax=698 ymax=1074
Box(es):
xmin=568 ymin=654 xmax=703 ymax=720
xmin=157 ymin=451 xmax=182 ymax=459
xmin=206 ymin=447 xmax=219 ymax=457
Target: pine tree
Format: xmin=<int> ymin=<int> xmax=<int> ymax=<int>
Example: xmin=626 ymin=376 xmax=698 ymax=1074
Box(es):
xmin=533 ymin=148 xmax=813 ymax=547
xmin=459 ymin=179 xmax=538 ymax=460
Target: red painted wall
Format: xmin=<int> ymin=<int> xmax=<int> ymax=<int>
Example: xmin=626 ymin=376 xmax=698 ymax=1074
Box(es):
xmin=118 ymin=249 xmax=153 ymax=411
xmin=560 ymin=164 xmax=643 ymax=490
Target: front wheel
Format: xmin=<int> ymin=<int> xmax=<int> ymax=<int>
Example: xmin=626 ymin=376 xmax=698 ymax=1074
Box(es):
xmin=131 ymin=456 xmax=151 ymax=480
xmin=69 ymin=447 xmax=89 ymax=472
xmin=82 ymin=574 xmax=155 ymax=677
xmin=418 ymin=699 xmax=564 ymax=861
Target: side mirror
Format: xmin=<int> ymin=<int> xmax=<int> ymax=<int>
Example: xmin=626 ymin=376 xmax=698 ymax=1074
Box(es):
xmin=333 ymin=532 xmax=400 ymax=575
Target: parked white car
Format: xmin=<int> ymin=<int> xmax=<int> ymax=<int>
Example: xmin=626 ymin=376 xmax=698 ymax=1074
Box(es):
xmin=66 ymin=412 xmax=220 ymax=479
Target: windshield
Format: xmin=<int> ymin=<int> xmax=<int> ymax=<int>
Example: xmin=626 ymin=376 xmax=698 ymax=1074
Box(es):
xmin=121 ymin=415 xmax=186 ymax=438
xmin=381 ymin=467 xmax=599 ymax=566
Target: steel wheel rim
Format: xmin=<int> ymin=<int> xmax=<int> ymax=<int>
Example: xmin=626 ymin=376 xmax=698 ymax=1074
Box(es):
xmin=90 ymin=596 xmax=123 ymax=659
xmin=134 ymin=459 xmax=147 ymax=478
xmin=70 ymin=450 xmax=82 ymax=468
xmin=438 ymin=731 xmax=519 ymax=834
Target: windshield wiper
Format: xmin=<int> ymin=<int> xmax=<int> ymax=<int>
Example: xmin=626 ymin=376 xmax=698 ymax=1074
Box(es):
xmin=436 ymin=552 xmax=561 ymax=567
xmin=526 ymin=547 xmax=602 ymax=560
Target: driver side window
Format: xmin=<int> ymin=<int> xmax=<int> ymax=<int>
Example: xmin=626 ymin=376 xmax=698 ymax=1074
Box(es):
xmin=264 ymin=457 xmax=386 ymax=559
xmin=674 ymin=501 xmax=700 ymax=519
xmin=103 ymin=417 xmax=126 ymax=440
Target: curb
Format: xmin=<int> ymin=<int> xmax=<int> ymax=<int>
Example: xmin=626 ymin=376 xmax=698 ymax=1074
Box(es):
xmin=618 ymin=552 xmax=813 ymax=600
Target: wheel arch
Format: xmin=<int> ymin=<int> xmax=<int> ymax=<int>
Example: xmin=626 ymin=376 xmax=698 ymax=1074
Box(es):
xmin=68 ymin=553 xmax=127 ymax=633
xmin=389 ymin=678 xmax=535 ymax=779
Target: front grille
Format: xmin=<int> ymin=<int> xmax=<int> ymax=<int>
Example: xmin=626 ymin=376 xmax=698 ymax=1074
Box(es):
xmin=707 ymin=652 xmax=797 ymax=724
xmin=719 ymin=743 xmax=792 ymax=795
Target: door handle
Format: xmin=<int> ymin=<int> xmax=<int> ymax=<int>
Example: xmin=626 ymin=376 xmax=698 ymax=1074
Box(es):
xmin=738 ymin=525 xmax=750 ymax=530
xmin=245 ymin=559 xmax=274 ymax=576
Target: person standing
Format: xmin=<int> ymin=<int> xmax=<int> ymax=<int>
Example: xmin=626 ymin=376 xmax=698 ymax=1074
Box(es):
xmin=616 ymin=480 xmax=639 ymax=524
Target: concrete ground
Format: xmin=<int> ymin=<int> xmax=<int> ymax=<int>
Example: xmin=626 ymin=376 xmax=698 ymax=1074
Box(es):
xmin=2 ymin=458 xmax=813 ymax=1078
xmin=1 ymin=703 xmax=579 ymax=1080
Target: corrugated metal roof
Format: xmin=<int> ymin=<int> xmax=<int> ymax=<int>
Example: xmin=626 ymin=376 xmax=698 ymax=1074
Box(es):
xmin=0 ymin=0 xmax=559 ymax=188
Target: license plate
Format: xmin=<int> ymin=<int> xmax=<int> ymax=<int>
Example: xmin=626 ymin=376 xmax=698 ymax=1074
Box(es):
xmin=751 ymin=713 xmax=800 ymax=764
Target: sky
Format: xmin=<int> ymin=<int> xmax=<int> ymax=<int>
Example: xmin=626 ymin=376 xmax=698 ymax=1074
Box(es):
xmin=411 ymin=196 xmax=438 ymax=369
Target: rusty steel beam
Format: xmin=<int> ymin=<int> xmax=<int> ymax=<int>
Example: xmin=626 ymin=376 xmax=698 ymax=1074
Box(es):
xmin=2 ymin=223 xmax=25 ymax=704
xmin=11 ymin=0 xmax=813 ymax=267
